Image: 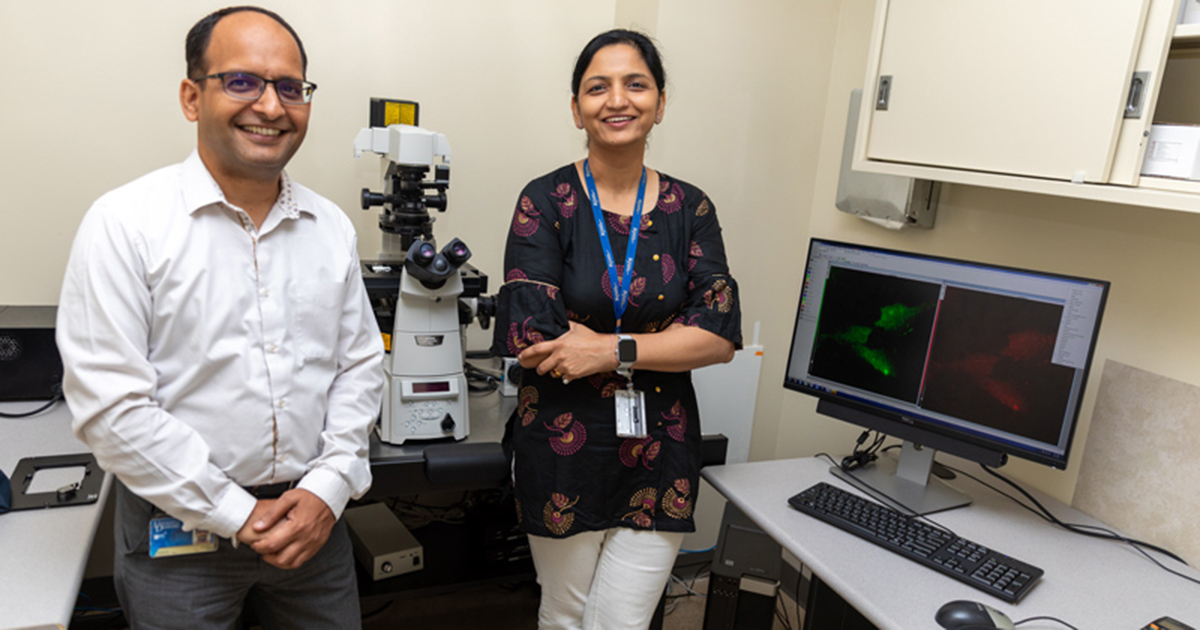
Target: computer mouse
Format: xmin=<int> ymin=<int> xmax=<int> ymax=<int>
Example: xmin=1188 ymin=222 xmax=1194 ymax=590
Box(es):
xmin=935 ymin=600 xmax=1015 ymax=630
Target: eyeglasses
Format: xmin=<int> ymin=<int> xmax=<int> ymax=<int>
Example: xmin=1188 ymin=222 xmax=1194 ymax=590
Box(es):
xmin=196 ymin=72 xmax=317 ymax=105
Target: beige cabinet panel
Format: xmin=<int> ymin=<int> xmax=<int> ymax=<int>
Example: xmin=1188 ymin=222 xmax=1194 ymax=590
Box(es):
xmin=864 ymin=0 xmax=1151 ymax=183
xmin=1154 ymin=55 xmax=1200 ymax=124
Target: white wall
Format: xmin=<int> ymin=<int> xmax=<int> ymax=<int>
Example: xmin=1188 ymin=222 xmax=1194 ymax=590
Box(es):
xmin=0 ymin=0 xmax=842 ymax=556
xmin=648 ymin=0 xmax=840 ymax=461
xmin=0 ymin=0 xmax=614 ymax=307
xmin=7 ymin=0 xmax=1180 ymax=509
xmin=0 ymin=0 xmax=836 ymax=446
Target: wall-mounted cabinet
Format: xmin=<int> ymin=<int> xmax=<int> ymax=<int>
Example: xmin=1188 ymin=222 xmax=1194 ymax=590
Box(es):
xmin=852 ymin=0 xmax=1200 ymax=213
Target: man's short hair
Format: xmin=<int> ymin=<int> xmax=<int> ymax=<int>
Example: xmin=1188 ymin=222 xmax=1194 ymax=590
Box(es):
xmin=185 ymin=6 xmax=308 ymax=80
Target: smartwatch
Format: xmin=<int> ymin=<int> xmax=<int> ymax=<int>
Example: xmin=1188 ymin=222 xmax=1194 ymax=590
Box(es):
xmin=616 ymin=334 xmax=637 ymax=377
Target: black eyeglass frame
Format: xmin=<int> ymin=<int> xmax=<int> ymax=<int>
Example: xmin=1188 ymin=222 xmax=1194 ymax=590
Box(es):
xmin=195 ymin=72 xmax=318 ymax=105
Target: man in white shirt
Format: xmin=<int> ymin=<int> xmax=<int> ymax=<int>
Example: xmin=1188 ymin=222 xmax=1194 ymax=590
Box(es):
xmin=56 ymin=7 xmax=384 ymax=628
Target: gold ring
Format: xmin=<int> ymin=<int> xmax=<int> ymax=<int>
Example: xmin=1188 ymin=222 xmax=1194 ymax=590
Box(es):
xmin=551 ymin=369 xmax=563 ymax=379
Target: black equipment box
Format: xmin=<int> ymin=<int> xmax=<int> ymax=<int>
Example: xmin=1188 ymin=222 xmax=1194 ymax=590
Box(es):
xmin=0 ymin=306 xmax=63 ymax=401
xmin=704 ymin=502 xmax=783 ymax=630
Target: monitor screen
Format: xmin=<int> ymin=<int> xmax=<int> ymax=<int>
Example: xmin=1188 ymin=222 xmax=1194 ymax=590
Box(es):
xmin=784 ymin=239 xmax=1109 ymax=470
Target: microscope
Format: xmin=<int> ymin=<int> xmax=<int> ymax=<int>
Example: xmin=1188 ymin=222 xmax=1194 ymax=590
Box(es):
xmin=354 ymin=99 xmax=488 ymax=445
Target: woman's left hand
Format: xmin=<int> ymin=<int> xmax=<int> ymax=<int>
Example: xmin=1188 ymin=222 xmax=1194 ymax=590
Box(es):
xmin=518 ymin=321 xmax=616 ymax=383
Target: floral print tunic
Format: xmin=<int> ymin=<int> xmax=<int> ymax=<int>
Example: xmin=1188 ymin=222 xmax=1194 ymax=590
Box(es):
xmin=492 ymin=164 xmax=741 ymax=538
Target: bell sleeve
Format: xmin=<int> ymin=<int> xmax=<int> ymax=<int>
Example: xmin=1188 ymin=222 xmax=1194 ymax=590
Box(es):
xmin=677 ymin=194 xmax=743 ymax=348
xmin=492 ymin=185 xmax=571 ymax=357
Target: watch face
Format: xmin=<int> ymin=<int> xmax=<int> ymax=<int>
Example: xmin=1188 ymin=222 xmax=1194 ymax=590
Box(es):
xmin=618 ymin=338 xmax=637 ymax=362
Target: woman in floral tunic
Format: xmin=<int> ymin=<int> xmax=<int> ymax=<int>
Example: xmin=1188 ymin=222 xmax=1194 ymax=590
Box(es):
xmin=492 ymin=28 xmax=741 ymax=630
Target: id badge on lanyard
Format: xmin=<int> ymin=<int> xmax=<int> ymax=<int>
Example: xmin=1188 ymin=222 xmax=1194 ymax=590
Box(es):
xmin=584 ymin=160 xmax=649 ymax=438
xmin=615 ymin=387 xmax=648 ymax=438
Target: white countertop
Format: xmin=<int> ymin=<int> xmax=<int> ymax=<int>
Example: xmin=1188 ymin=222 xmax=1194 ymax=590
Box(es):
xmin=1 ymin=402 xmax=111 ymax=630
xmin=703 ymin=457 xmax=1200 ymax=630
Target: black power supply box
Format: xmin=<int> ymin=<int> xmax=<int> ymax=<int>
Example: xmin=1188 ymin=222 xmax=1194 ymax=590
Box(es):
xmin=0 ymin=306 xmax=62 ymax=401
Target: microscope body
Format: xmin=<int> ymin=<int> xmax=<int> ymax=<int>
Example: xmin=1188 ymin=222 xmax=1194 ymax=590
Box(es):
xmin=379 ymin=270 xmax=468 ymax=444
xmin=357 ymin=116 xmax=475 ymax=445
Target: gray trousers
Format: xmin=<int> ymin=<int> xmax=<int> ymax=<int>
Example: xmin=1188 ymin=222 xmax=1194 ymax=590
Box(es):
xmin=113 ymin=481 xmax=361 ymax=630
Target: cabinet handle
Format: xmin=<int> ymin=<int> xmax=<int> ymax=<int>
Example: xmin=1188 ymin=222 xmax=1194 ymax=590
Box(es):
xmin=1124 ymin=71 xmax=1150 ymax=119
xmin=876 ymin=75 xmax=892 ymax=111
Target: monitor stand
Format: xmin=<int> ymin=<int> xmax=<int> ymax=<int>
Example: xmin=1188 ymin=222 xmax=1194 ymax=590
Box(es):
xmin=830 ymin=441 xmax=971 ymax=516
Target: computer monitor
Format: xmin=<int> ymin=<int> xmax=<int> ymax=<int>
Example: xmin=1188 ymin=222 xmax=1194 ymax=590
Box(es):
xmin=784 ymin=239 xmax=1109 ymax=514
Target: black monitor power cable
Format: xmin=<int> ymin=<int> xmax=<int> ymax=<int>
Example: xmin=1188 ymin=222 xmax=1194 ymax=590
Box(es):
xmin=839 ymin=430 xmax=885 ymax=472
xmin=866 ymin=442 xmax=1196 ymax=585
xmin=967 ymin=463 xmax=1200 ymax=588
xmin=929 ymin=457 xmax=1198 ymax=589
xmin=0 ymin=384 xmax=63 ymax=418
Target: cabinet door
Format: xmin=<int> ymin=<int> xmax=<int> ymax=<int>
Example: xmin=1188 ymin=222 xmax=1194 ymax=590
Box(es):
xmin=1108 ymin=0 xmax=1180 ymax=186
xmin=863 ymin=0 xmax=1152 ymax=183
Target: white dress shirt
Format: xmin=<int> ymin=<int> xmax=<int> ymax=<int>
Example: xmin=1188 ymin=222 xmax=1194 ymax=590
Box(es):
xmin=57 ymin=151 xmax=384 ymax=539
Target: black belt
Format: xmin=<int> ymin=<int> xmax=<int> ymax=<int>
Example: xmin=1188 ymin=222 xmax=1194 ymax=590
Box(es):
xmin=242 ymin=480 xmax=298 ymax=499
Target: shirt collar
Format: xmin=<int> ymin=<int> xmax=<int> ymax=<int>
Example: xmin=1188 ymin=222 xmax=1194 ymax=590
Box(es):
xmin=180 ymin=150 xmax=308 ymax=220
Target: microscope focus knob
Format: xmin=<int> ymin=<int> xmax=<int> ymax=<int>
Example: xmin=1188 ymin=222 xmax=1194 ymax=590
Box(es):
xmin=361 ymin=188 xmax=387 ymax=209
xmin=440 ymin=414 xmax=455 ymax=433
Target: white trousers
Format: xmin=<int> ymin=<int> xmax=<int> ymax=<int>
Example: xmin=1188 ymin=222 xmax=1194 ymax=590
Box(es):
xmin=527 ymin=528 xmax=685 ymax=630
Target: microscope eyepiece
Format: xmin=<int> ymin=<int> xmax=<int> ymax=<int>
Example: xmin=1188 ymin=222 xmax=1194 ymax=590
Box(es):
xmin=404 ymin=238 xmax=470 ymax=288
xmin=413 ymin=242 xmax=437 ymax=267
xmin=442 ymin=238 xmax=471 ymax=266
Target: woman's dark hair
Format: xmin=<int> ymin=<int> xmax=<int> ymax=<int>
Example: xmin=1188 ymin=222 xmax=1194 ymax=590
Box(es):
xmin=185 ymin=6 xmax=308 ymax=80
xmin=571 ymin=29 xmax=666 ymax=97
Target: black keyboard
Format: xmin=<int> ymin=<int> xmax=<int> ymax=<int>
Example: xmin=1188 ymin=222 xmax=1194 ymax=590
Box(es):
xmin=788 ymin=482 xmax=1043 ymax=603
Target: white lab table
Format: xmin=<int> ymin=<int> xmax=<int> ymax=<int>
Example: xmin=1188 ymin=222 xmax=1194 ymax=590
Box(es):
xmin=1 ymin=402 xmax=110 ymax=630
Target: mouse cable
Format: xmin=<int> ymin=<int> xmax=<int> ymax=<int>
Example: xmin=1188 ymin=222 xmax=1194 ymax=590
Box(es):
xmin=1013 ymin=616 xmax=1080 ymax=630
xmin=815 ymin=452 xmax=959 ymax=541
xmin=974 ymin=464 xmax=1200 ymax=588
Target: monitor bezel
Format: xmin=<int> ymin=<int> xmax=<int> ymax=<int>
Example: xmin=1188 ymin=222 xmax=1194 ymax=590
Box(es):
xmin=783 ymin=238 xmax=1110 ymax=470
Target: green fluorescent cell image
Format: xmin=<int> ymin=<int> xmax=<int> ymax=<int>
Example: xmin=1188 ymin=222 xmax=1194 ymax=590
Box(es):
xmin=820 ymin=303 xmax=932 ymax=378
xmin=809 ymin=266 xmax=943 ymax=402
xmin=821 ymin=324 xmax=893 ymax=377
xmin=875 ymin=302 xmax=924 ymax=333
xmin=827 ymin=325 xmax=872 ymax=346
xmin=854 ymin=345 xmax=893 ymax=376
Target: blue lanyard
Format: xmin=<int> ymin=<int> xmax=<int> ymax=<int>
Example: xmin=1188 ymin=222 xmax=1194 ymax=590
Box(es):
xmin=583 ymin=159 xmax=646 ymax=333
